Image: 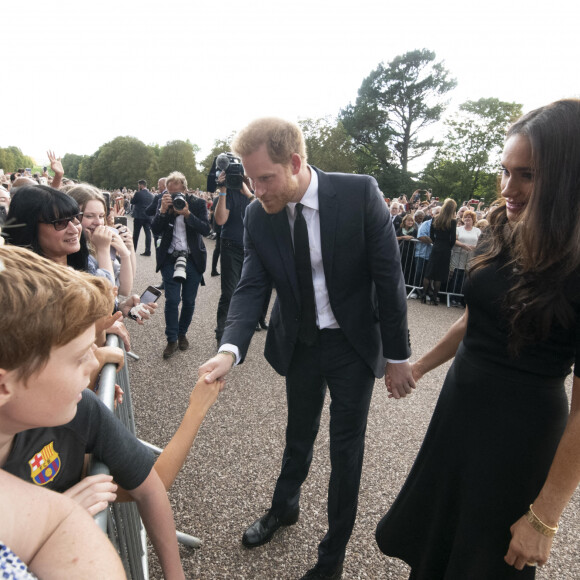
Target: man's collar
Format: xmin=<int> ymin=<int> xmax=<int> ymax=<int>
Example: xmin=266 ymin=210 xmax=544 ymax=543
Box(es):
xmin=288 ymin=166 xmax=318 ymax=212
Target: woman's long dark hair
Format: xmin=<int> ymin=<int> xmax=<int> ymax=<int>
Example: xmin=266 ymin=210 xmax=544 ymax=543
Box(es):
xmin=4 ymin=184 xmax=89 ymax=271
xmin=470 ymin=99 xmax=580 ymax=353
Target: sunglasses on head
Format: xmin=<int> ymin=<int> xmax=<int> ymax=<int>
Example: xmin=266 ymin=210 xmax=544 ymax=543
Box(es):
xmin=42 ymin=213 xmax=83 ymax=231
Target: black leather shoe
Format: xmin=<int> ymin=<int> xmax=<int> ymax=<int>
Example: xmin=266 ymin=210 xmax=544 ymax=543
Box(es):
xmin=178 ymin=335 xmax=189 ymax=351
xmin=300 ymin=562 xmax=343 ymax=580
xmin=211 ymin=270 xmax=220 ymax=277
xmin=259 ymin=318 xmax=269 ymax=330
xmin=140 ymin=252 xmax=151 ymax=256
xmin=242 ymin=508 xmax=299 ymax=548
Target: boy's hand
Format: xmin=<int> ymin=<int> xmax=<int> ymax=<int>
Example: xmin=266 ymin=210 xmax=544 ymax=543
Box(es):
xmin=189 ymin=373 xmax=225 ymax=413
xmin=94 ymin=346 xmax=125 ymax=371
xmin=63 ymin=474 xmax=117 ymax=516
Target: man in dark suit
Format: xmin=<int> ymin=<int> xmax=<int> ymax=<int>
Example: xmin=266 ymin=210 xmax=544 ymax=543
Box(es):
xmin=131 ymin=179 xmax=154 ymax=256
xmin=152 ymin=171 xmax=210 ymax=359
xmin=200 ymin=118 xmax=414 ymax=580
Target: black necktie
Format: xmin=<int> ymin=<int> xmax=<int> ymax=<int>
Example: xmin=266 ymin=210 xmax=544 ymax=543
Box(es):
xmin=294 ymin=203 xmax=318 ymax=345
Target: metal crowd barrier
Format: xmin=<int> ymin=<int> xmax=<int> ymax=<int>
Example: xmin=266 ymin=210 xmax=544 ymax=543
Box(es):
xmin=90 ymin=334 xmax=200 ymax=580
xmin=398 ymin=239 xmax=471 ymax=307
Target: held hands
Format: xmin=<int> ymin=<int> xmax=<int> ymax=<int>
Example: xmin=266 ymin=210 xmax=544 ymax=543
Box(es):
xmin=189 ymin=372 xmax=226 ymax=414
xmin=385 ymin=360 xmax=416 ymax=399
xmin=504 ymin=515 xmax=553 ymax=570
xmin=63 ymin=474 xmax=118 ymax=516
xmin=199 ymin=353 xmax=235 ymax=384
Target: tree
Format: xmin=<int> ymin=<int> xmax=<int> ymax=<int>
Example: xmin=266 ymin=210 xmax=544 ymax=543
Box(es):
xmin=0 ymin=146 xmax=35 ymax=172
xmin=298 ymin=117 xmax=357 ymax=174
xmin=422 ymin=98 xmax=522 ymax=202
xmin=341 ymin=49 xmax=456 ymax=192
xmin=90 ymin=136 xmax=155 ymax=190
xmin=62 ymin=153 xmax=86 ymax=181
xmin=157 ymin=140 xmax=200 ymax=188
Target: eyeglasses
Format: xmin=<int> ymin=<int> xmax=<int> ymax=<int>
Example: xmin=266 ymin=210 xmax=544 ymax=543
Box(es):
xmin=41 ymin=213 xmax=83 ymax=231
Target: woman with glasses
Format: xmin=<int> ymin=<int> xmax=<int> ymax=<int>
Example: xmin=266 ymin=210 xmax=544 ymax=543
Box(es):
xmin=4 ymin=185 xmax=90 ymax=271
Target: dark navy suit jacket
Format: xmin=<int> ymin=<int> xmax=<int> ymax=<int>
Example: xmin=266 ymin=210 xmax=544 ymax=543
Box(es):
xmin=221 ymin=167 xmax=410 ymax=378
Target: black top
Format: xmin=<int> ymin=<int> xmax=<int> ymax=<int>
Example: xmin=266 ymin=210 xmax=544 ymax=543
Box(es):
xmin=221 ymin=190 xmax=252 ymax=244
xmin=463 ymin=253 xmax=580 ymax=379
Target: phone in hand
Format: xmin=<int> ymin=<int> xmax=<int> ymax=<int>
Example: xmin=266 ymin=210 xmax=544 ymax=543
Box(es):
xmin=128 ymin=286 xmax=162 ymax=320
xmin=114 ymin=216 xmax=128 ymax=227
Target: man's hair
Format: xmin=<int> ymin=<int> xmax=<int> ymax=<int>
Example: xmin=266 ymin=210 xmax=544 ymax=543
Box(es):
xmin=166 ymin=171 xmax=188 ymax=191
xmin=0 ymin=246 xmax=114 ymax=382
xmin=232 ymin=117 xmax=307 ymax=165
xmin=138 ymin=179 xmax=147 ymax=187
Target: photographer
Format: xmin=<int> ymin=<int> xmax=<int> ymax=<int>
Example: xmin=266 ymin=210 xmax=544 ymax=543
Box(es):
xmin=212 ymin=164 xmax=267 ymax=345
xmin=152 ymin=171 xmax=210 ymax=359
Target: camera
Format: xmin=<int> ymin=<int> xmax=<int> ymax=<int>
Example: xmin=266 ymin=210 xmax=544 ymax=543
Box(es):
xmin=173 ymin=251 xmax=188 ymax=280
xmin=172 ymin=193 xmax=187 ymax=211
xmin=206 ymin=152 xmax=244 ymax=193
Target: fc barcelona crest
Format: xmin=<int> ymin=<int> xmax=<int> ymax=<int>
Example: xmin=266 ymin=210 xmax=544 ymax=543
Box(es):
xmin=28 ymin=442 xmax=61 ymax=486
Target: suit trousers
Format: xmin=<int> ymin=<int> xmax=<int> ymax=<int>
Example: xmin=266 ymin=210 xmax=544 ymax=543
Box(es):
xmin=133 ymin=218 xmax=152 ymax=254
xmin=270 ymin=329 xmax=375 ymax=571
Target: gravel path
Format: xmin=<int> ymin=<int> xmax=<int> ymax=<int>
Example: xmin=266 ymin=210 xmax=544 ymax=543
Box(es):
xmin=126 ymin=235 xmax=579 ymax=580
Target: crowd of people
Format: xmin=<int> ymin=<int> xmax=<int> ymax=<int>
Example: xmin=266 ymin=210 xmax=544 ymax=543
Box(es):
xmin=0 ymin=98 xmax=579 ymax=579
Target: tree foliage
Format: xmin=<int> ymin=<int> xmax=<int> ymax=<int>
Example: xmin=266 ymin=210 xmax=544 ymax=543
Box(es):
xmin=298 ymin=117 xmax=357 ymax=174
xmin=341 ymin=49 xmax=456 ymax=193
xmin=0 ymin=146 xmax=35 ymax=172
xmin=62 ymin=153 xmax=86 ymax=180
xmin=157 ymin=140 xmax=200 ymax=188
xmin=422 ymin=98 xmax=522 ymax=202
xmin=89 ymin=137 xmax=155 ymax=190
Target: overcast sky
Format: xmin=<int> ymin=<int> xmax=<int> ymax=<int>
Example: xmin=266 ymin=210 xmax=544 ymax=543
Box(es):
xmin=4 ymin=0 xmax=579 ymax=169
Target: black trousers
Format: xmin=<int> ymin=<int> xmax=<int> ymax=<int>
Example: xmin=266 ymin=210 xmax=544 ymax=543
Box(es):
xmin=270 ymin=329 xmax=375 ymax=571
xmin=211 ymin=230 xmax=221 ymax=273
xmin=133 ymin=218 xmax=152 ymax=253
xmin=215 ymin=239 xmax=244 ymax=342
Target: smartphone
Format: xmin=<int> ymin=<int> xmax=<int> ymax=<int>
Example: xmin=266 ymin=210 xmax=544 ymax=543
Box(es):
xmin=102 ymin=192 xmax=111 ymax=209
xmin=128 ymin=286 xmax=162 ymax=320
xmin=115 ymin=197 xmax=124 ymax=213
xmin=114 ymin=216 xmax=128 ymax=227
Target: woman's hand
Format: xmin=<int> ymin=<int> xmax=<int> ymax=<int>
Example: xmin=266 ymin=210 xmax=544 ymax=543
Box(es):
xmin=110 ymin=228 xmax=131 ymax=258
xmin=504 ymin=515 xmax=553 ymax=570
xmin=91 ymin=225 xmax=113 ymax=250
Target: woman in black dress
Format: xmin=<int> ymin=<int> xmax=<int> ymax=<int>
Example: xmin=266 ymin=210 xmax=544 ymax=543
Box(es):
xmin=421 ymin=198 xmax=457 ymax=305
xmin=376 ymin=99 xmax=580 ymax=578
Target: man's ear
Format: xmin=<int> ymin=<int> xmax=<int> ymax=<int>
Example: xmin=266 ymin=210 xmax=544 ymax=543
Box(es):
xmin=290 ymin=153 xmax=303 ymax=176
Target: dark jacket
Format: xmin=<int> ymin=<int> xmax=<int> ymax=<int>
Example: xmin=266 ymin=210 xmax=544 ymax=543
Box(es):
xmin=221 ymin=167 xmax=411 ymax=377
xmin=151 ymin=194 xmax=210 ymax=276
xmin=131 ymin=188 xmax=154 ymax=220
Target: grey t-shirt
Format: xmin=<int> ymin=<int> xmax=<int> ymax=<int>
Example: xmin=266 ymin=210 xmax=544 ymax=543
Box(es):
xmin=3 ymin=389 xmax=155 ymax=491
